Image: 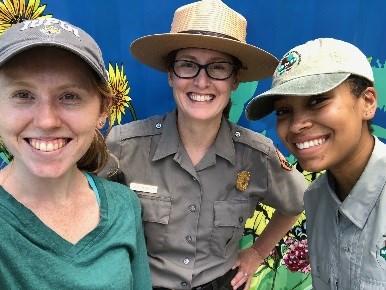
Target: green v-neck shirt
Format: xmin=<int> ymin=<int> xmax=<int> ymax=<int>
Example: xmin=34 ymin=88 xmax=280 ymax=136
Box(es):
xmin=0 ymin=174 xmax=151 ymax=289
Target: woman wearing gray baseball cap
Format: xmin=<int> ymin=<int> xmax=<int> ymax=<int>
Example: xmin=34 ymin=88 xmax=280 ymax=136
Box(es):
xmin=247 ymin=38 xmax=385 ymax=289
xmin=0 ymin=18 xmax=151 ymax=289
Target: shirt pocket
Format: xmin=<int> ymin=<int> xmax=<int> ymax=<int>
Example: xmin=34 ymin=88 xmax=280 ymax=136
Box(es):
xmin=360 ymin=278 xmax=386 ymax=290
xmin=210 ymin=200 xmax=250 ymax=258
xmin=359 ymin=236 xmax=386 ymax=289
xmin=138 ymin=193 xmax=171 ymax=253
xmin=375 ymin=236 xmax=386 ymax=271
xmin=310 ymin=257 xmax=330 ymax=288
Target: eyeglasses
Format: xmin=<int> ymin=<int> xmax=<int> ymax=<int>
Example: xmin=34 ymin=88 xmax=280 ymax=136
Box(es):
xmin=172 ymin=60 xmax=236 ymax=80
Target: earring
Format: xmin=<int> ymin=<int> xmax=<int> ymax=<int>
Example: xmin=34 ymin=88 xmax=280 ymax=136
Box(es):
xmin=99 ymin=120 xmax=105 ymax=127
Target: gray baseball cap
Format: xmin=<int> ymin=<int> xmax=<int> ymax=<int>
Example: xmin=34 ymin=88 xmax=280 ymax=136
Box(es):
xmin=0 ymin=17 xmax=108 ymax=84
xmin=246 ymin=38 xmax=374 ymax=121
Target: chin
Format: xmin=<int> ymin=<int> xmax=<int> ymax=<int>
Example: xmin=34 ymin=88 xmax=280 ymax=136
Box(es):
xmin=297 ymin=160 xmax=326 ymax=174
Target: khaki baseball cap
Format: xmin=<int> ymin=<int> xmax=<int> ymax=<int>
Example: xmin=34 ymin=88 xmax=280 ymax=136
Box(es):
xmin=246 ymin=38 xmax=374 ymax=121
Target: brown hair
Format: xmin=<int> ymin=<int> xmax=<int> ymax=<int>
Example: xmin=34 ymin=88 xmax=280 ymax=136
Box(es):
xmin=76 ymin=71 xmax=113 ymax=173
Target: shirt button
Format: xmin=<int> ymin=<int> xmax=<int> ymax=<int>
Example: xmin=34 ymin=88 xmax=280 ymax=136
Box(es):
xmin=189 ymin=205 xmax=196 ymax=212
xmin=192 ymin=176 xmax=197 ymax=181
xmin=238 ymin=217 xmax=244 ymax=223
xmin=183 ymin=258 xmax=190 ymax=265
xmin=181 ymin=282 xmax=187 ymax=287
xmin=185 ymin=236 xmax=192 ymax=243
xmin=155 ymin=122 xmax=162 ymax=129
xmin=343 ymin=245 xmax=350 ymax=252
xmin=235 ymin=131 xmax=241 ymax=137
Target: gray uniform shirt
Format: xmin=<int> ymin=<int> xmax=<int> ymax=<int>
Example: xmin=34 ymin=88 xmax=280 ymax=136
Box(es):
xmin=305 ymin=137 xmax=386 ymax=290
xmin=100 ymin=110 xmax=306 ymax=289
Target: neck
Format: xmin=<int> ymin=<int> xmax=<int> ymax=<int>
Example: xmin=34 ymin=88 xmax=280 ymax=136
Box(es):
xmin=2 ymin=162 xmax=83 ymax=204
xmin=332 ymin=133 xmax=375 ymax=201
xmin=177 ymin=114 xmax=222 ymax=166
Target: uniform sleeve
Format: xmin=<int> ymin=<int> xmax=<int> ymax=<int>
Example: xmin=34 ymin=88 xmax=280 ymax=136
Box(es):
xmin=98 ymin=125 xmax=123 ymax=180
xmin=131 ymin=192 xmax=152 ymax=290
xmin=261 ymin=146 xmax=307 ymax=215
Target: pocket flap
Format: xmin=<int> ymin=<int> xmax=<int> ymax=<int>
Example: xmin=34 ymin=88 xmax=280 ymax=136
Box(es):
xmin=139 ymin=194 xmax=171 ymax=224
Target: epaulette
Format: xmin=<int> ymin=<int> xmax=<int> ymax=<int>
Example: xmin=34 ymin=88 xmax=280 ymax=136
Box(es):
xmin=228 ymin=121 xmax=272 ymax=156
xmin=111 ymin=115 xmax=165 ymax=141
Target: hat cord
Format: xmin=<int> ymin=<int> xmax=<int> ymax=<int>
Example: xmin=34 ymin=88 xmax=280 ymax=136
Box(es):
xmin=178 ymin=30 xmax=239 ymax=42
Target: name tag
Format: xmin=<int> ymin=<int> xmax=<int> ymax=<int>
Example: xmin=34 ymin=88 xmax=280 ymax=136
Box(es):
xmin=130 ymin=182 xmax=158 ymax=194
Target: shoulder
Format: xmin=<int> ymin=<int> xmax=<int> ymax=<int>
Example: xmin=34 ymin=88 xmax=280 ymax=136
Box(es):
xmin=228 ymin=121 xmax=273 ymax=155
xmin=304 ymin=173 xmax=328 ymax=204
xmin=93 ymin=175 xmax=140 ymax=207
xmin=108 ymin=114 xmax=167 ymax=141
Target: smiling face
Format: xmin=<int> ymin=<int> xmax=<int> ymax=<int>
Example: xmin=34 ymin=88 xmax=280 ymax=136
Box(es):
xmin=274 ymin=81 xmax=376 ymax=174
xmin=0 ymin=47 xmax=107 ymax=179
xmin=168 ymin=48 xmax=240 ymax=124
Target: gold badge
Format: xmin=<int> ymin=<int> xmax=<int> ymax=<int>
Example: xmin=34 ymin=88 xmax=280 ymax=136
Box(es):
xmin=236 ymin=171 xmax=250 ymax=191
xmin=275 ymin=148 xmax=292 ymax=171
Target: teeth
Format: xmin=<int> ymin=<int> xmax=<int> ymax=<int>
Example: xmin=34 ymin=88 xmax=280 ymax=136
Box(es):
xmin=296 ymin=138 xmax=325 ymax=150
xmin=190 ymin=93 xmax=213 ymax=102
xmin=30 ymin=139 xmax=67 ymax=152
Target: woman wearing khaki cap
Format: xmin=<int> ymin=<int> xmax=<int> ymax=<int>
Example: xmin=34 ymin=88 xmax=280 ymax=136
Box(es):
xmin=0 ymin=18 xmax=151 ymax=289
xmin=100 ymin=1 xmax=307 ymax=289
xmin=246 ymin=38 xmax=385 ymax=289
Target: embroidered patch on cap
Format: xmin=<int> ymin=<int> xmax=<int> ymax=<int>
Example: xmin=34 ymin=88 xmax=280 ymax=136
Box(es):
xmin=380 ymin=235 xmax=386 ymax=260
xmin=236 ymin=170 xmax=250 ymax=191
xmin=276 ymin=51 xmax=301 ymax=76
xmin=275 ymin=148 xmax=292 ymax=171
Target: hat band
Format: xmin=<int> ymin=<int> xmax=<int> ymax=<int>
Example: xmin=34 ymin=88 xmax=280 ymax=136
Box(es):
xmin=178 ymin=30 xmax=240 ymax=42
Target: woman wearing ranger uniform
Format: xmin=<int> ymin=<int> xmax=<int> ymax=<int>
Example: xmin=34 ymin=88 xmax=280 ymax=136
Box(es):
xmin=100 ymin=1 xmax=307 ymax=289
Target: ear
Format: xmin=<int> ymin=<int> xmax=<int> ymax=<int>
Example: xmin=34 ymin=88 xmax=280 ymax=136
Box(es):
xmin=97 ymin=112 xmax=108 ymax=129
xmin=231 ymin=69 xmax=243 ymax=91
xmin=362 ymin=87 xmax=377 ymax=120
xmin=167 ymin=70 xmax=173 ymax=87
xmin=96 ymin=96 xmax=112 ymax=129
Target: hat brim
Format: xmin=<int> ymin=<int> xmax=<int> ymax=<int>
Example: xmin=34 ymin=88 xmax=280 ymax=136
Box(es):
xmin=130 ymin=33 xmax=278 ymax=82
xmin=0 ymin=41 xmax=108 ymax=84
xmin=246 ymin=72 xmax=350 ymax=120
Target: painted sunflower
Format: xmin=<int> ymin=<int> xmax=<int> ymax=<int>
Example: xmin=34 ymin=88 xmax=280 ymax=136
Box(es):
xmin=108 ymin=63 xmax=136 ymax=125
xmin=0 ymin=0 xmax=51 ymax=35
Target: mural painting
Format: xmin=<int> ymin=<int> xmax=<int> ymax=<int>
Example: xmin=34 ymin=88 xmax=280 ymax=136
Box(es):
xmin=0 ymin=1 xmax=385 ymax=289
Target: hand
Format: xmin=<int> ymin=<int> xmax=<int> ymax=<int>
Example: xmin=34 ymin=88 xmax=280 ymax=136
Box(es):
xmin=230 ymin=247 xmax=265 ymax=290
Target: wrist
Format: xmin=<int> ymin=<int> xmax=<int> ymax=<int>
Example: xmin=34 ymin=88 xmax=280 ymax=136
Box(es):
xmin=251 ymin=244 xmax=266 ymax=260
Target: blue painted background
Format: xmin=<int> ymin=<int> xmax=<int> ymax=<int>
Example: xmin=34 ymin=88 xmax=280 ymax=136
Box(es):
xmin=43 ymin=0 xmax=386 ymax=156
xmin=0 ymin=1 xmax=384 ymax=288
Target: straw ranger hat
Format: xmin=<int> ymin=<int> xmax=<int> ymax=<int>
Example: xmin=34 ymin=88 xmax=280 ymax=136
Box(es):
xmin=130 ymin=0 xmax=278 ymax=82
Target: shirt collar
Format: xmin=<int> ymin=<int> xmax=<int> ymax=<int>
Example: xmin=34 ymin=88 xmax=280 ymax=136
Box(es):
xmin=152 ymin=109 xmax=180 ymax=161
xmin=152 ymin=110 xmax=235 ymax=165
xmin=339 ymin=137 xmax=386 ymax=228
xmin=213 ymin=117 xmax=235 ymax=165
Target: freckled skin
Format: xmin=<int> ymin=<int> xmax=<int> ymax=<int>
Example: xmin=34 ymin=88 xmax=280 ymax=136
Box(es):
xmin=0 ymin=47 xmax=105 ymax=180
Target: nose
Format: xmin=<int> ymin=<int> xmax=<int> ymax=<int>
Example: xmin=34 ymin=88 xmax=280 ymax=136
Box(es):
xmin=289 ymin=110 xmax=312 ymax=133
xmin=193 ymin=67 xmax=211 ymax=88
xmin=34 ymin=102 xmax=61 ymax=129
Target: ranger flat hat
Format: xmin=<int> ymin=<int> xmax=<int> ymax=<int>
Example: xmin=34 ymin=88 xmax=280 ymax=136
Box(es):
xmin=130 ymin=0 xmax=278 ymax=82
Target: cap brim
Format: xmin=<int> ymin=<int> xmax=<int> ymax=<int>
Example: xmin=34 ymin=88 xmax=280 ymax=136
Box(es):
xmin=130 ymin=33 xmax=278 ymax=82
xmin=0 ymin=42 xmax=108 ymax=84
xmin=246 ymin=72 xmax=350 ymax=120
